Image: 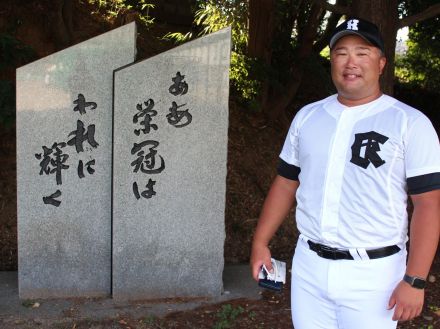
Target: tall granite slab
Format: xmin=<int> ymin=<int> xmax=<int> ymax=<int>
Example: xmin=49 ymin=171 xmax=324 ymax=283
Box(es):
xmin=16 ymin=23 xmax=136 ymax=298
xmin=112 ymin=27 xmax=231 ymax=299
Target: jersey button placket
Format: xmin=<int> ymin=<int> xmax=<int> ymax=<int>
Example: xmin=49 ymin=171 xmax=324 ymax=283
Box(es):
xmin=320 ymin=109 xmax=357 ymax=245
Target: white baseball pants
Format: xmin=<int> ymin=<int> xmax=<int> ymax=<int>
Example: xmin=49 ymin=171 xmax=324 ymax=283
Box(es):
xmin=291 ymin=236 xmax=407 ymax=329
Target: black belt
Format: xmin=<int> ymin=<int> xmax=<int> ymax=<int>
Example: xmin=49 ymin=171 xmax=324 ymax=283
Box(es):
xmin=307 ymin=240 xmax=401 ymax=260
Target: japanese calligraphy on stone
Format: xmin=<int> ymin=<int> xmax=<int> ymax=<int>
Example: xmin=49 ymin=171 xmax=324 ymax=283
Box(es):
xmin=35 ymin=94 xmax=99 ymax=207
xmin=130 ymin=71 xmax=193 ymax=200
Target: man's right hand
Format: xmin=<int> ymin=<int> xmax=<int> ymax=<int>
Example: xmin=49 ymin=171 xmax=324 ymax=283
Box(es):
xmin=249 ymin=176 xmax=299 ymax=282
xmin=250 ymin=243 xmax=273 ymax=281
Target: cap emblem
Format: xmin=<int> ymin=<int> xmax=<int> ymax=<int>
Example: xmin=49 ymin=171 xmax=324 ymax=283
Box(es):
xmin=346 ymin=19 xmax=359 ymax=31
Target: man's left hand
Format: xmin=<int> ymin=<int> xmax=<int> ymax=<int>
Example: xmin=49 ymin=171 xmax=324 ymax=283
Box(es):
xmin=388 ymin=280 xmax=424 ymax=321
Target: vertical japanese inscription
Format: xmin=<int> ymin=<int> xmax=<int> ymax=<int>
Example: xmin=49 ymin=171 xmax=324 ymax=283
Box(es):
xmin=167 ymin=72 xmax=192 ymax=128
xmin=130 ymin=71 xmax=193 ymax=201
xmin=131 ymin=98 xmax=164 ymax=199
xmin=35 ymin=142 xmax=69 ymax=186
xmin=34 ymin=94 xmax=99 ymax=207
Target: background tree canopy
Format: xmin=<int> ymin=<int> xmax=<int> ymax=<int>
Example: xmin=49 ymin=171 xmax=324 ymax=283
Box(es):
xmin=396 ymin=1 xmax=440 ymax=92
xmin=160 ymin=0 xmax=440 ymax=126
xmin=0 ymin=0 xmax=439 ymax=126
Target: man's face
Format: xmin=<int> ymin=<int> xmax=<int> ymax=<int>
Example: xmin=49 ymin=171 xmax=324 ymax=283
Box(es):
xmin=330 ymin=35 xmax=386 ymax=106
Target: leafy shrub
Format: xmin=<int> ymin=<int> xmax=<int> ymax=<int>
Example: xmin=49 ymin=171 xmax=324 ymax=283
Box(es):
xmin=395 ymin=39 xmax=440 ymax=92
xmin=164 ymin=1 xmax=262 ymax=106
xmin=213 ymin=304 xmax=244 ymax=329
xmin=87 ymin=0 xmax=155 ymax=26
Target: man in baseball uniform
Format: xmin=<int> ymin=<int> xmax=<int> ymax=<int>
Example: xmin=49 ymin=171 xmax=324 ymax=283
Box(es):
xmin=250 ymin=17 xmax=440 ymax=329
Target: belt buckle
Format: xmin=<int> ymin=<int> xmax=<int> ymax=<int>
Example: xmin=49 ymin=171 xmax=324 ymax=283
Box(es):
xmin=319 ymin=245 xmax=345 ymax=260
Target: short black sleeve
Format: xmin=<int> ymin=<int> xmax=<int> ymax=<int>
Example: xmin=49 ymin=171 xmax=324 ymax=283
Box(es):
xmin=277 ymin=158 xmax=301 ymax=181
xmin=407 ymin=173 xmax=440 ymax=194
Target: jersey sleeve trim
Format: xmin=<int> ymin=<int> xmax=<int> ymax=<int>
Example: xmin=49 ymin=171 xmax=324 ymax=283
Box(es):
xmin=277 ymin=158 xmax=301 ymax=181
xmin=407 ymin=172 xmax=440 ymax=195
xmin=407 ymin=166 xmax=440 ymax=178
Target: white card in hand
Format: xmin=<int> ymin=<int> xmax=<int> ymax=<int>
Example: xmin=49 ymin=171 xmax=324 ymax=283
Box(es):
xmin=258 ymin=258 xmax=286 ymax=283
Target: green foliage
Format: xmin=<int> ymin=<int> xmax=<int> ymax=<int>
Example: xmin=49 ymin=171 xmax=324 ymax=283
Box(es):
xmin=0 ymin=33 xmax=36 ymax=126
xmin=88 ymin=0 xmax=123 ymax=17
xmin=21 ymin=299 xmax=37 ymax=308
xmin=402 ymin=1 xmax=440 ymax=56
xmin=213 ymin=304 xmax=244 ymax=329
xmin=164 ymin=1 xmax=261 ymax=105
xmin=395 ymin=39 xmax=440 ymax=92
xmin=230 ymin=52 xmax=261 ymax=103
xmin=87 ymin=0 xmax=155 ymax=26
xmin=248 ymin=310 xmax=257 ymax=320
xmin=138 ymin=315 xmax=166 ymax=328
xmin=320 ymin=46 xmax=330 ymax=61
xmin=396 ymin=0 xmax=440 ymax=92
xmin=428 ymin=305 xmax=439 ymax=312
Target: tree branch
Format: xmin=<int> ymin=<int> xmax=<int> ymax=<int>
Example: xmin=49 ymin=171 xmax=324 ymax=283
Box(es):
xmin=312 ymin=0 xmax=347 ymax=52
xmin=399 ymin=4 xmax=440 ymax=28
xmin=307 ymin=0 xmax=350 ymax=15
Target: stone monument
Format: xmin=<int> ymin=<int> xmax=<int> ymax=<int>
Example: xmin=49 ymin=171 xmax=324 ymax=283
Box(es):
xmin=112 ymin=27 xmax=231 ymax=299
xmin=16 ymin=23 xmax=136 ymax=298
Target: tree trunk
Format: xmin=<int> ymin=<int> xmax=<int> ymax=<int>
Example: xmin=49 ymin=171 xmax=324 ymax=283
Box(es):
xmin=248 ymin=0 xmax=427 ymax=124
xmin=248 ymin=0 xmax=276 ymax=59
xmin=350 ymin=0 xmax=399 ymax=96
xmin=52 ymin=0 xmax=74 ymax=49
xmin=62 ymin=0 xmax=74 ymax=42
xmin=263 ymin=2 xmax=324 ymax=124
xmin=312 ymin=1 xmax=346 ymax=53
xmin=248 ymin=0 xmax=276 ymax=115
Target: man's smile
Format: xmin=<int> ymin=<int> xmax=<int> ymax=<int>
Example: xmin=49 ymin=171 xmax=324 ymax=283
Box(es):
xmin=343 ymin=73 xmax=361 ymax=80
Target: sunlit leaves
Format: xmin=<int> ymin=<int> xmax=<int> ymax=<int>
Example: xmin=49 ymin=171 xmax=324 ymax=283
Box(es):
xmin=164 ymin=1 xmax=260 ymax=103
xmin=396 ymin=0 xmax=440 ymax=91
xmin=86 ymin=0 xmax=155 ymax=26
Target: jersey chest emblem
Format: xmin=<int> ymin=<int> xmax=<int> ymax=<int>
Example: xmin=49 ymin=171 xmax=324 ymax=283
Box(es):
xmin=350 ymin=131 xmax=389 ymax=169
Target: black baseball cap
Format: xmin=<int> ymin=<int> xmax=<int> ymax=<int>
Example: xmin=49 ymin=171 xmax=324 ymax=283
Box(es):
xmin=329 ymin=18 xmax=385 ymax=53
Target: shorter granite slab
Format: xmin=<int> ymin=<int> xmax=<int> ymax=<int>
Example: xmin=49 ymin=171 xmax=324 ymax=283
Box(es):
xmin=112 ymin=27 xmax=231 ymax=299
xmin=16 ymin=23 xmax=136 ymax=298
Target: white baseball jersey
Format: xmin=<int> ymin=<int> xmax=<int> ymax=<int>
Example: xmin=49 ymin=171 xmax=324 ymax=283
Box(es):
xmin=279 ymin=94 xmax=440 ymax=249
